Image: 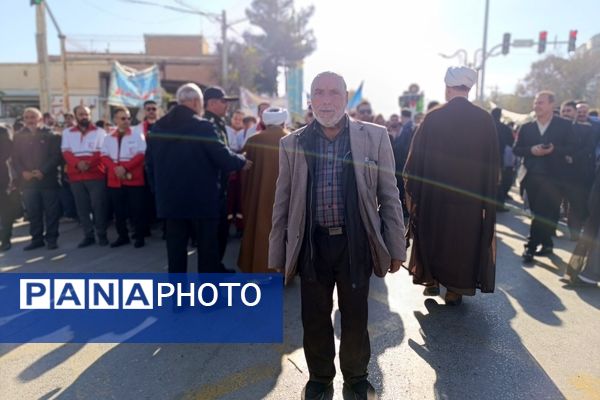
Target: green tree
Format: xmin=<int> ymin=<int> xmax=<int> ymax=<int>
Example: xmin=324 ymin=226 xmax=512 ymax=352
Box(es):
xmin=216 ymin=40 xmax=263 ymax=94
xmin=518 ymin=51 xmax=600 ymax=106
xmin=244 ymin=0 xmax=316 ymax=95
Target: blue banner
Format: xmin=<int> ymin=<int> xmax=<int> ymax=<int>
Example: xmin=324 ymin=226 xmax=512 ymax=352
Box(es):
xmin=0 ymin=273 xmax=283 ymax=343
xmin=108 ymin=61 xmax=162 ymax=108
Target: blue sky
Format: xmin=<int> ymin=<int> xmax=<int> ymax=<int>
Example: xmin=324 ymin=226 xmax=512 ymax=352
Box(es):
xmin=1 ymin=0 xmax=598 ymax=115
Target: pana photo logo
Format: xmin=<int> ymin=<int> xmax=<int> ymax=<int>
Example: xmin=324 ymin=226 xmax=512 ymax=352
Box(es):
xmin=19 ymin=278 xmax=262 ymax=310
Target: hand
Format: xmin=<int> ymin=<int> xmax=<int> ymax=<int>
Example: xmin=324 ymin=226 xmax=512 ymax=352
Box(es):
xmin=388 ymin=259 xmax=404 ymax=273
xmin=114 ymin=166 xmax=127 ymax=179
xmin=565 ymin=156 xmax=573 ymax=164
xmin=531 ymin=144 xmax=554 ymax=156
xmin=242 ymin=159 xmax=253 ymax=171
xmin=22 ymin=171 xmax=34 ymax=181
xmin=77 ymin=161 xmax=89 ymax=171
xmin=32 ymin=170 xmax=44 ymax=179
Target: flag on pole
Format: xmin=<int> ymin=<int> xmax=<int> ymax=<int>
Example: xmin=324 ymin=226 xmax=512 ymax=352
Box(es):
xmin=347 ymin=81 xmax=364 ymax=110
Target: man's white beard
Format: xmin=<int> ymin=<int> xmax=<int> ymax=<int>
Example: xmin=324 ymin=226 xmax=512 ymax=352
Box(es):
xmin=314 ymin=111 xmax=344 ymax=128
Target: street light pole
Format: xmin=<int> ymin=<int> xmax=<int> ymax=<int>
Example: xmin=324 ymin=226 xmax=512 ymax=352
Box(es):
xmin=35 ymin=1 xmax=51 ymax=112
xmin=221 ymin=10 xmax=228 ymax=88
xmin=479 ymin=0 xmax=490 ymax=102
xmin=45 ymin=2 xmax=70 ymax=112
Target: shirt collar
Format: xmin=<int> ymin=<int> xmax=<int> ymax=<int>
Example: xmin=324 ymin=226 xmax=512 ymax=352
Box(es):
xmin=70 ymin=124 xmax=97 ymax=134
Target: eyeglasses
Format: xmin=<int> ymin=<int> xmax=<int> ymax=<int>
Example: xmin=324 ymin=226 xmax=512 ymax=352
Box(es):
xmin=358 ymin=109 xmax=372 ymax=115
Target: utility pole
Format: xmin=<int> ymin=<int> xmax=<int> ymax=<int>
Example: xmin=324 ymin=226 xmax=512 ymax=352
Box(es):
xmin=35 ymin=1 xmax=51 ymax=112
xmin=478 ymin=0 xmax=490 ymax=102
xmin=45 ymin=1 xmax=70 ymax=112
xmin=221 ymin=10 xmax=228 ymax=88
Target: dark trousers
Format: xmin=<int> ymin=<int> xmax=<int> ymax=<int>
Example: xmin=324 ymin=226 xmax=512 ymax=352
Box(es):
xmin=71 ymin=180 xmax=108 ymax=239
xmin=217 ymin=199 xmax=229 ymax=263
xmin=300 ymin=230 xmax=370 ymax=385
xmin=498 ymin=167 xmax=515 ymax=204
xmin=0 ymin=191 xmax=15 ymax=244
xmin=166 ymin=218 xmax=220 ymax=273
xmin=564 ymin=180 xmax=590 ymax=236
xmin=59 ymin=178 xmax=78 ymax=219
xmin=108 ymin=186 xmax=145 ymax=240
xmin=22 ymin=187 xmax=60 ymax=244
xmin=525 ymin=174 xmax=562 ymax=249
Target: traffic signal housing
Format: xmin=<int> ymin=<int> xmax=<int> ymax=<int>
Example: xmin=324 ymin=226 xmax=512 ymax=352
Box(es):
xmin=568 ymin=30 xmax=578 ymax=52
xmin=30 ymin=0 xmax=43 ymax=5
xmin=502 ymin=33 xmax=511 ymax=55
xmin=538 ymin=31 xmax=547 ymax=54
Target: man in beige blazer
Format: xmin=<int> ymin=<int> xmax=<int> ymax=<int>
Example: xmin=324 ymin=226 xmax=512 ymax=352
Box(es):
xmin=269 ymin=71 xmax=406 ymax=400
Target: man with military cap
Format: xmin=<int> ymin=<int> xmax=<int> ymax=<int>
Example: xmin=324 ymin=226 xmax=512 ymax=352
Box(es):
xmin=203 ymin=86 xmax=240 ymax=272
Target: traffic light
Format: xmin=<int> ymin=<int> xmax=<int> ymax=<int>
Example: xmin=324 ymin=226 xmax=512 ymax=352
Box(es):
xmin=502 ymin=33 xmax=511 ymax=55
xmin=538 ymin=31 xmax=547 ymax=54
xmin=568 ymin=30 xmax=578 ymax=52
xmin=30 ymin=0 xmax=43 ymax=5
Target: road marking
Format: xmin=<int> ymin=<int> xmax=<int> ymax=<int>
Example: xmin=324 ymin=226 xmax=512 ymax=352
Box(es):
xmin=569 ymin=373 xmax=600 ymax=400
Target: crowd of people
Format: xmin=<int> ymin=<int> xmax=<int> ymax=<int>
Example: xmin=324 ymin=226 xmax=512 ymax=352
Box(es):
xmin=1 ymin=66 xmax=600 ymax=399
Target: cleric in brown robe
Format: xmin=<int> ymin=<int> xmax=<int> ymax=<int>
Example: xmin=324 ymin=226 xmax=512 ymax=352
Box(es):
xmin=403 ymin=66 xmax=499 ymax=305
xmin=238 ymin=107 xmax=289 ymax=273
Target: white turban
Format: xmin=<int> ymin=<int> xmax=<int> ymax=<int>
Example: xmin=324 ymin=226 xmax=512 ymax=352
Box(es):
xmin=444 ymin=66 xmax=478 ymax=89
xmin=262 ymin=107 xmax=288 ymax=126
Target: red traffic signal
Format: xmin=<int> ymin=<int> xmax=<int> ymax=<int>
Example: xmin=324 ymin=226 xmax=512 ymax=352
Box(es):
xmin=568 ymin=30 xmax=578 ymax=52
xmin=538 ymin=31 xmax=548 ymax=54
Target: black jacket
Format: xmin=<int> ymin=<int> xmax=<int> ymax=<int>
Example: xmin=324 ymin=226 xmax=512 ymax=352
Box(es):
xmin=513 ymin=116 xmax=573 ymax=181
xmin=0 ymin=126 xmax=12 ymax=191
xmin=145 ymin=105 xmax=246 ymax=219
xmin=12 ymin=127 xmax=61 ymax=189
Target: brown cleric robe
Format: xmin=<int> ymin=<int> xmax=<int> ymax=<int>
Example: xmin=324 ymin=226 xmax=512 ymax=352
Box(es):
xmin=238 ymin=125 xmax=288 ymax=273
xmin=403 ymin=96 xmax=499 ymax=295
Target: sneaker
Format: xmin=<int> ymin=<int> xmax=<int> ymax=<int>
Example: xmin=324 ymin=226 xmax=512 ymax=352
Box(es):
xmin=46 ymin=242 xmax=58 ymax=250
xmin=24 ymin=241 xmax=45 ymax=251
xmin=342 ymin=380 xmax=377 ymax=400
xmin=302 ymin=381 xmax=334 ymax=400
xmin=110 ymin=237 xmax=130 ymax=248
xmin=77 ymin=237 xmax=95 ymax=248
xmin=98 ymin=236 xmax=109 ymax=246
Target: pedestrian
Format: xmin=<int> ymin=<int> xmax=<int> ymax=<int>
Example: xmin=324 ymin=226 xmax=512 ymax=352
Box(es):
xmin=13 ymin=108 xmax=62 ymax=250
xmin=203 ymin=86 xmax=242 ymax=273
xmin=269 ymin=71 xmax=406 ymax=400
xmin=0 ymin=125 xmax=16 ymax=251
xmin=491 ymin=107 xmax=515 ymax=211
xmin=392 ymin=109 xmax=415 ymax=218
xmin=514 ymin=91 xmax=573 ymax=262
xmin=61 ymin=105 xmax=109 ymax=247
xmin=146 ymin=83 xmax=250 ymax=273
xmin=404 ymin=66 xmax=499 ymax=305
xmin=238 ymin=107 xmax=289 ymax=273
xmin=101 ymin=107 xmax=147 ymax=248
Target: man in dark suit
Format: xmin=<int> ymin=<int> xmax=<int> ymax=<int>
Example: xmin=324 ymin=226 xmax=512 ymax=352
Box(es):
xmin=145 ymin=83 xmax=251 ymax=273
xmin=491 ymin=107 xmax=515 ymax=210
xmin=514 ymin=91 xmax=573 ymax=262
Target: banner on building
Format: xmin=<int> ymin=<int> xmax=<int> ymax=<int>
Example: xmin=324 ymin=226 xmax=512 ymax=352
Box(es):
xmin=108 ymin=62 xmax=161 ymax=108
xmin=239 ymin=87 xmax=288 ymax=120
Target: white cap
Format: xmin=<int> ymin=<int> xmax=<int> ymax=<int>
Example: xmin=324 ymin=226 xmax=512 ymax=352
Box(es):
xmin=444 ymin=66 xmax=478 ymax=88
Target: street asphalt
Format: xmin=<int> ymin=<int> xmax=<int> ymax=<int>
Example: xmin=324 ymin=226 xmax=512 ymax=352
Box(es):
xmin=1 ymin=192 xmax=599 ymax=400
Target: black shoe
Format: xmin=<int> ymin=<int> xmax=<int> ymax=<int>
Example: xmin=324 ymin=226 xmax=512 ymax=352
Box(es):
xmin=302 ymin=381 xmax=334 ymax=400
xmin=535 ymin=246 xmax=553 ymax=256
xmin=342 ymin=380 xmax=377 ymax=400
xmin=134 ymin=239 xmax=145 ymax=248
xmin=522 ymin=248 xmax=534 ymax=263
xmin=98 ymin=236 xmax=109 ymax=246
xmin=423 ymin=285 xmax=440 ymax=296
xmin=0 ymin=241 xmax=11 ymax=251
xmin=46 ymin=242 xmax=58 ymax=250
xmin=77 ymin=237 xmax=95 ymax=248
xmin=24 ymin=241 xmax=45 ymax=251
xmin=110 ymin=237 xmax=130 ymax=248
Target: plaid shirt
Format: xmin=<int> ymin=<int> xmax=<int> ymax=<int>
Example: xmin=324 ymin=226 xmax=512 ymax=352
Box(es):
xmin=314 ymin=118 xmax=351 ymax=227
